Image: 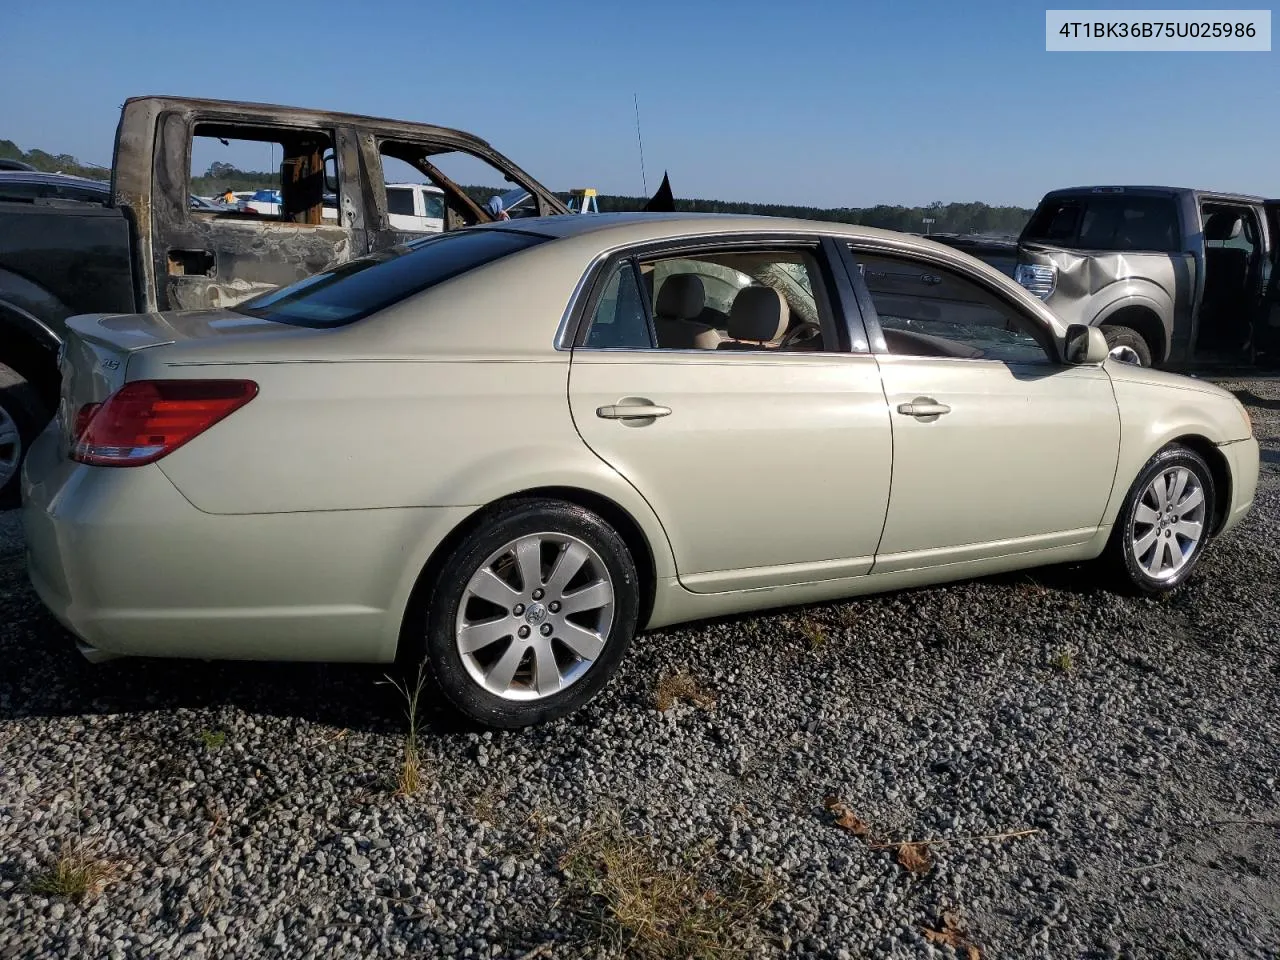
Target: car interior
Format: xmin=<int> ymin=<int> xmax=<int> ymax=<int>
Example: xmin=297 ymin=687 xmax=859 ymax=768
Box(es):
xmin=189 ymin=125 xmax=337 ymax=226
xmin=1196 ymin=204 xmax=1261 ymax=353
xmin=852 ymin=251 xmax=1052 ymax=364
xmin=640 ymin=250 xmax=832 ymax=351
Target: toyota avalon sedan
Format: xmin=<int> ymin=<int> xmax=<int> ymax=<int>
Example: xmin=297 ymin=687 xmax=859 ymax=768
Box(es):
xmin=22 ymin=213 xmax=1260 ymax=728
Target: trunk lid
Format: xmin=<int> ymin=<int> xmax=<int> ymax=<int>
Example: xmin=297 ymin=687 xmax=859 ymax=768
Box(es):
xmin=56 ymin=309 xmax=288 ymax=452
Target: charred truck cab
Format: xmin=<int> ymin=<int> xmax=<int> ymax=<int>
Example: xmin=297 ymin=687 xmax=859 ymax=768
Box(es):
xmin=0 ymin=95 xmax=570 ymax=503
xmin=1013 ymin=185 xmax=1280 ymax=371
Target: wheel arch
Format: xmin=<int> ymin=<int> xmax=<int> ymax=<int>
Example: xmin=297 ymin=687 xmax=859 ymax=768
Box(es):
xmin=1096 ymin=301 xmax=1169 ymax=366
xmin=0 ymin=297 xmax=63 ymax=405
xmin=394 ymin=485 xmax=664 ymax=664
xmin=1169 ymin=434 xmax=1232 ymax=536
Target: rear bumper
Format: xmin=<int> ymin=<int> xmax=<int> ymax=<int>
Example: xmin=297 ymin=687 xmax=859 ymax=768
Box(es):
xmin=1217 ymin=436 xmax=1259 ymax=536
xmin=21 ymin=426 xmax=472 ymax=663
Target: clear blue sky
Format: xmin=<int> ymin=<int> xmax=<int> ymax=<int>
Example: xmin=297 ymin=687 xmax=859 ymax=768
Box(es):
xmin=2 ymin=0 xmax=1275 ymax=208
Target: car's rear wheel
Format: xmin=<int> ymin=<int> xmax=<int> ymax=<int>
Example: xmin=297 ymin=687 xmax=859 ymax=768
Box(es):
xmin=1107 ymin=444 xmax=1215 ymax=594
xmin=0 ymin=363 xmax=50 ymax=508
xmin=420 ymin=498 xmax=640 ymax=728
xmin=1101 ymin=324 xmax=1152 ymax=367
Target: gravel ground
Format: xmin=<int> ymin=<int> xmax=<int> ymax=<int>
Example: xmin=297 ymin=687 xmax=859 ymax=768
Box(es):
xmin=1 ymin=378 xmax=1278 ymax=960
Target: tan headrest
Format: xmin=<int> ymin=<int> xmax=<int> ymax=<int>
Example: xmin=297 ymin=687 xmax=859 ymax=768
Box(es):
xmin=654 ymin=274 xmax=705 ymax=320
xmin=727 ymin=286 xmax=789 ymax=342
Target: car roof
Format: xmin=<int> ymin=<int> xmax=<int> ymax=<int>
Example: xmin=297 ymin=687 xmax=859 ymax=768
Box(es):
xmin=482 ymin=211 xmax=921 ymax=246
xmin=1040 ymin=185 xmax=1268 ymax=204
xmin=0 ymin=170 xmax=110 ymax=189
xmin=386 ymin=182 xmax=444 ymax=193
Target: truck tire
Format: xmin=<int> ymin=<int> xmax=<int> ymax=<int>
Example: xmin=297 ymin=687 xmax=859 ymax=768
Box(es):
xmin=0 ymin=363 xmax=51 ymax=508
xmin=1100 ymin=325 xmax=1152 ymax=367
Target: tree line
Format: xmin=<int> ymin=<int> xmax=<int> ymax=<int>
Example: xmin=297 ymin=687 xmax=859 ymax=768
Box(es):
xmin=2 ymin=142 xmax=1034 ymax=236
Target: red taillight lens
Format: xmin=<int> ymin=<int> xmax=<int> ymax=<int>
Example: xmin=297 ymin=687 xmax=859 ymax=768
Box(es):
xmin=73 ymin=402 xmax=101 ymax=439
xmin=71 ymin=379 xmax=258 ymax=467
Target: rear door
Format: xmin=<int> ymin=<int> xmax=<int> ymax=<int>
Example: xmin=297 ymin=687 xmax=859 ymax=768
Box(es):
xmin=567 ymin=236 xmax=893 ymax=594
xmin=150 ymin=110 xmax=359 ymax=312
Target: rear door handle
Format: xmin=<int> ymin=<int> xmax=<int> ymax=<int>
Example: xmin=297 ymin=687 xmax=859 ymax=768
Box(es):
xmin=897 ymin=398 xmax=951 ymax=419
xmin=596 ymin=401 xmax=672 ymax=420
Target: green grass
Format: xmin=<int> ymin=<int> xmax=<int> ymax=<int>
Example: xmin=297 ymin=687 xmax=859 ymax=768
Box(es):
xmin=199 ymin=729 xmax=227 ymax=750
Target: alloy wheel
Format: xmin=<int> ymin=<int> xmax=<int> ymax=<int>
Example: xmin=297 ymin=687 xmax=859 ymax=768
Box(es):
xmin=1130 ymin=466 xmax=1206 ymax=581
xmin=455 ymin=532 xmax=615 ymax=700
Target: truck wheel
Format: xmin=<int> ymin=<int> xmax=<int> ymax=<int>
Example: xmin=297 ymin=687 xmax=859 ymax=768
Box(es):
xmin=1100 ymin=325 xmax=1152 ymax=366
xmin=0 ymin=363 xmax=51 ymax=508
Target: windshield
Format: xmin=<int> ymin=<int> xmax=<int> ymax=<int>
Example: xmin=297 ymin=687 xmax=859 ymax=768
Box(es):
xmin=238 ymin=228 xmax=547 ymax=328
xmin=1022 ymin=193 xmax=1179 ymax=252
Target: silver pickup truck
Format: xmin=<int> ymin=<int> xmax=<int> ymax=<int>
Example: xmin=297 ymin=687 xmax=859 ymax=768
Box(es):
xmin=1012 ymin=185 xmax=1280 ymax=369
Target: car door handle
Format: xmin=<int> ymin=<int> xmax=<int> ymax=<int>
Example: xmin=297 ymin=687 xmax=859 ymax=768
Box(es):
xmin=897 ymin=398 xmax=952 ymax=418
xmin=596 ymin=401 xmax=672 ymax=420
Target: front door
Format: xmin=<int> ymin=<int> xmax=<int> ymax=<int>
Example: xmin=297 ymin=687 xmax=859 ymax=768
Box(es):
xmin=567 ymin=241 xmax=893 ymax=593
xmin=843 ymin=244 xmax=1121 ymax=572
xmin=1259 ymin=200 xmax=1280 ymax=366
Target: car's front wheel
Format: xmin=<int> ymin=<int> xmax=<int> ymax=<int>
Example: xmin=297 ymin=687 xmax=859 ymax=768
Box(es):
xmin=1107 ymin=444 xmax=1216 ymax=594
xmin=420 ymin=498 xmax=640 ymax=728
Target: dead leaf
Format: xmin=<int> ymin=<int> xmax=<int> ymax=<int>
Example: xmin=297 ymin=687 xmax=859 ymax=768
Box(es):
xmin=896 ymin=842 xmax=932 ymax=875
xmin=923 ymin=911 xmax=981 ymax=958
xmin=923 ymin=927 xmax=964 ymax=949
xmin=823 ymin=795 xmax=871 ymax=837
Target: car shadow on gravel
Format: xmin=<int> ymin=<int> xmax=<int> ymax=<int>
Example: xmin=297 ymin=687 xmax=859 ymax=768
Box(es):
xmin=1230 ymin=387 xmax=1280 ymax=411
xmin=0 ymin=564 xmax=481 ymax=737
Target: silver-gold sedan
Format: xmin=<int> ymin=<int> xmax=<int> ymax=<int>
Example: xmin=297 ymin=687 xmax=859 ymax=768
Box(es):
xmin=22 ymin=214 xmax=1260 ymax=728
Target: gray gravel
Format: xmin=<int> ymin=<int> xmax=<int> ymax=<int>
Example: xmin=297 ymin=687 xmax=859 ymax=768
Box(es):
xmin=1 ymin=377 xmax=1278 ymax=959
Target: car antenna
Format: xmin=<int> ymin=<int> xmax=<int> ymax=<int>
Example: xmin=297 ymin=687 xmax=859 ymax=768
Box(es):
xmin=633 ymin=93 xmax=647 ymax=197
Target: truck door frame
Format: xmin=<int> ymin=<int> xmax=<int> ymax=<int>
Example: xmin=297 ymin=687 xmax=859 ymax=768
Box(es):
xmin=144 ymin=107 xmax=366 ymax=313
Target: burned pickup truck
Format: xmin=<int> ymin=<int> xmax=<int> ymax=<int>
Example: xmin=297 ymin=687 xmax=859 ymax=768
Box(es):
xmin=0 ymin=95 xmax=571 ymax=502
xmin=1013 ymin=185 xmax=1280 ymax=370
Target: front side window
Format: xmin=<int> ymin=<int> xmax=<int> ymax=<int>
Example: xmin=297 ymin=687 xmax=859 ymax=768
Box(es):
xmin=239 ymin=229 xmax=546 ymax=328
xmin=386 ymin=187 xmax=415 ymax=217
xmin=853 ymin=249 xmax=1053 ymax=365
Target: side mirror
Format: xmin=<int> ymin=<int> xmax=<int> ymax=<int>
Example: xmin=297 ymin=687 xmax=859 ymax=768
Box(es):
xmin=323 ymin=152 xmax=339 ymax=194
xmin=1063 ymin=323 xmax=1109 ymax=364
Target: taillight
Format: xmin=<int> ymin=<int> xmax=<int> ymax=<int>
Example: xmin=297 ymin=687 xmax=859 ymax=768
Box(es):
xmin=73 ymin=403 xmax=101 ymax=438
xmin=71 ymin=380 xmax=258 ymax=467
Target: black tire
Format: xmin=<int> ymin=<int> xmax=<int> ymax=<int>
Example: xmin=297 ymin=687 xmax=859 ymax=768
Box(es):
xmin=1100 ymin=325 xmax=1152 ymax=367
xmin=418 ymin=498 xmax=640 ymax=728
xmin=1105 ymin=443 xmax=1216 ymax=595
xmin=0 ymin=362 xmax=52 ymax=509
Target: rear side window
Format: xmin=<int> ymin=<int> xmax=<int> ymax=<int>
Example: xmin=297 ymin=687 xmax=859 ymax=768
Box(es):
xmin=238 ymin=228 xmax=547 ymax=328
xmin=1022 ymin=194 xmax=1179 ymax=252
xmin=583 ymin=260 xmax=652 ymax=348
